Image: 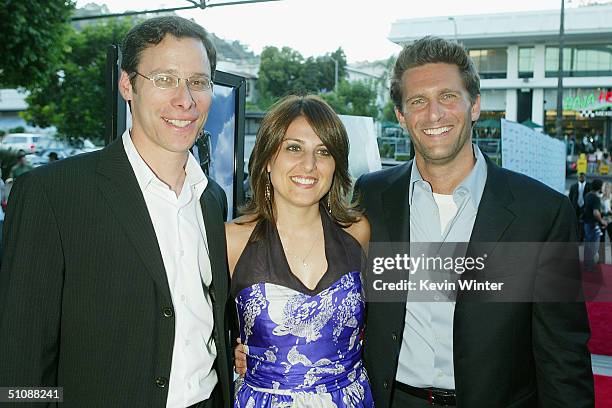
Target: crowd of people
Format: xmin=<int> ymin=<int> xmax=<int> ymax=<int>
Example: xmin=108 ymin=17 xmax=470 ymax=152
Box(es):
xmin=0 ymin=16 xmax=595 ymax=408
xmin=570 ymin=172 xmax=612 ymax=271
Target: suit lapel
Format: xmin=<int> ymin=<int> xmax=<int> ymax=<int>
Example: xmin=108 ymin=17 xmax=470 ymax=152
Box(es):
xmin=469 ymin=158 xmax=516 ymax=244
xmin=381 ymin=162 xmax=412 ymax=243
xmin=378 ymin=163 xmax=413 ymax=328
xmin=200 ymin=186 xmax=231 ymax=406
xmin=457 ymin=158 xmax=516 ymax=305
xmin=95 ymin=140 xmax=172 ymax=303
xmin=200 ymin=189 xmax=227 ymax=298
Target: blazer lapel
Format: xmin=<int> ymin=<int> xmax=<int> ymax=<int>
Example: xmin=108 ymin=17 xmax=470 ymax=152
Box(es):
xmin=381 ymin=162 xmax=412 ymax=243
xmin=95 ymin=140 xmax=172 ymax=303
xmin=378 ymin=163 xmax=412 ymax=325
xmin=200 ymin=188 xmax=228 ymax=300
xmin=469 ymin=157 xmax=516 ymax=244
xmin=457 ymin=157 xmax=516 ymax=304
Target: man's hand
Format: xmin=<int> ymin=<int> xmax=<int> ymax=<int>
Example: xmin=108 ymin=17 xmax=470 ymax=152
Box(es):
xmin=234 ymin=337 xmax=247 ymax=377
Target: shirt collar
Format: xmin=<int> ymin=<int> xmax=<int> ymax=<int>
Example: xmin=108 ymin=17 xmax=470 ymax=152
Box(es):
xmin=458 ymin=144 xmax=487 ymax=208
xmin=408 ymin=144 xmax=488 ymax=207
xmin=122 ymin=129 xmax=208 ymax=194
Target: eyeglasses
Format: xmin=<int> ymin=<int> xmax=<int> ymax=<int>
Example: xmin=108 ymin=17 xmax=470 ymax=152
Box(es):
xmin=134 ymin=71 xmax=213 ymax=92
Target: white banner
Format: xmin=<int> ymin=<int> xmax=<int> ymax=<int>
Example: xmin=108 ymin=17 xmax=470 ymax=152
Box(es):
xmin=501 ymin=119 xmax=565 ymax=194
xmin=339 ymin=115 xmax=382 ymax=181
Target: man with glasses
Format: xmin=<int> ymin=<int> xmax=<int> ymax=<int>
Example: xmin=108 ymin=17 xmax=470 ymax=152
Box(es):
xmin=0 ymin=16 xmax=232 ymax=408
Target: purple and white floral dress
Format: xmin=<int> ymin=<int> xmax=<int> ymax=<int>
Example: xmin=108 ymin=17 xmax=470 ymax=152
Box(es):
xmin=232 ymin=208 xmax=374 ymax=408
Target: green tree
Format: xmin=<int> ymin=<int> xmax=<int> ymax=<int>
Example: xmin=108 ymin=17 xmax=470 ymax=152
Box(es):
xmin=318 ymin=48 xmax=347 ymax=92
xmin=0 ymin=0 xmax=75 ymax=88
xmin=257 ymin=46 xmax=305 ymax=104
xmin=381 ymin=100 xmax=398 ymax=123
xmin=256 ymin=46 xmax=348 ymax=108
xmin=321 ymin=80 xmax=378 ymax=118
xmin=23 ymin=19 xmax=134 ymax=144
xmin=298 ymin=57 xmax=325 ymax=94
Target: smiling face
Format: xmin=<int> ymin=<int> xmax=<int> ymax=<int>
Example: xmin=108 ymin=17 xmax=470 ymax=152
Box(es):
xmin=119 ymin=34 xmax=212 ymax=159
xmin=395 ymin=63 xmax=480 ymax=167
xmin=267 ymin=116 xmax=336 ymax=210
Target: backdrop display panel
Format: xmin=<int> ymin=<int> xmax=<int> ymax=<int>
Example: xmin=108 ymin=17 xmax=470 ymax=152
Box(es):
xmin=501 ymin=119 xmax=565 ymax=194
xmin=338 ymin=115 xmax=382 ymax=180
xmin=203 ymin=71 xmax=246 ymax=219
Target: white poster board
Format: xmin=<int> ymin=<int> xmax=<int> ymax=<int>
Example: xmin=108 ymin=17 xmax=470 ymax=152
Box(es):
xmin=501 ymin=119 xmax=565 ymax=194
xmin=339 ymin=115 xmax=382 ymax=181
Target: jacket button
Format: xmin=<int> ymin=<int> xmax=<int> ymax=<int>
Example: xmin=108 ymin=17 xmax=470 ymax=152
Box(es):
xmin=155 ymin=377 xmax=167 ymax=388
xmin=162 ymin=307 xmax=174 ymax=318
xmin=392 ymin=332 xmax=398 ymax=341
xmin=383 ymin=380 xmax=389 ymax=389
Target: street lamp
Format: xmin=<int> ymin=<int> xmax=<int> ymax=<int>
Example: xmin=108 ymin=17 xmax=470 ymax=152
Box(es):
xmin=448 ymin=17 xmax=458 ymax=43
xmin=555 ymin=0 xmax=566 ymax=139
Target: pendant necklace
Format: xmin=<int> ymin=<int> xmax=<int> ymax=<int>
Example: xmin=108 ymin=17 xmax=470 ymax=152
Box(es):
xmin=295 ymin=237 xmax=319 ymax=270
xmin=284 ymin=231 xmax=321 ymax=272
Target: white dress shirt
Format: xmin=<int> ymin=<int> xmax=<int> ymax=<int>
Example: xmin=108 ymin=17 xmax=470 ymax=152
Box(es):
xmin=122 ymin=130 xmax=217 ymax=408
xmin=396 ymin=145 xmax=488 ymax=390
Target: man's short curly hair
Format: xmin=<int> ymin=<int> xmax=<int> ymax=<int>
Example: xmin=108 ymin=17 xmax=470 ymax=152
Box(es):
xmin=390 ymin=36 xmax=480 ymax=112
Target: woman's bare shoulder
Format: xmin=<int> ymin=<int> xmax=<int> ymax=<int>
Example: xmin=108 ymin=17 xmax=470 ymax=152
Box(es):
xmin=226 ymin=214 xmax=259 ymax=235
xmin=225 ymin=215 xmax=260 ymax=276
xmin=344 ymin=214 xmax=371 ymax=251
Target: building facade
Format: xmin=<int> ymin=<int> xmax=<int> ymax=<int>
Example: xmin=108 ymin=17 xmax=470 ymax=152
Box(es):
xmin=389 ymin=4 xmax=612 ymax=150
xmin=0 ymin=89 xmax=29 ymax=131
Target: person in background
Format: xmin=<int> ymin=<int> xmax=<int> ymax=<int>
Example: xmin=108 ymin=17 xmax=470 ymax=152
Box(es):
xmin=48 ymin=151 xmax=59 ymax=162
xmin=583 ymin=178 xmax=606 ymax=272
xmin=595 ymin=147 xmax=603 ymax=167
xmin=569 ymin=172 xmax=591 ymax=241
xmin=587 ymin=150 xmax=597 ymax=174
xmin=599 ymin=181 xmax=612 ymax=263
xmin=8 ymin=152 xmax=33 ymax=179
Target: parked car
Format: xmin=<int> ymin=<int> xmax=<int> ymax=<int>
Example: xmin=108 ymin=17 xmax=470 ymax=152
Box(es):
xmin=75 ymin=138 xmax=102 ymax=153
xmin=0 ymin=133 xmax=53 ymax=153
xmin=26 ymin=148 xmax=72 ymax=168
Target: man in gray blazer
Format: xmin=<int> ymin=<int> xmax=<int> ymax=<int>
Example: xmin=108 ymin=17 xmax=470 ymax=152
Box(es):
xmin=0 ymin=16 xmax=232 ymax=407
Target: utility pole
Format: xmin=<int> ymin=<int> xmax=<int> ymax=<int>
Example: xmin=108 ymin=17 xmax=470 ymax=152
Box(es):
xmin=330 ymin=57 xmax=339 ymax=92
xmin=448 ymin=17 xmax=458 ymax=43
xmin=555 ymin=0 xmax=565 ymax=139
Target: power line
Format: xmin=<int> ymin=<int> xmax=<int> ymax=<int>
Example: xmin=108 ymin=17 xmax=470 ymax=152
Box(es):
xmin=71 ymin=0 xmax=282 ymax=21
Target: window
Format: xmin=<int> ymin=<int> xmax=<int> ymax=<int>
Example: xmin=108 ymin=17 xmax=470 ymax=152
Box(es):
xmin=546 ymin=44 xmax=612 ymax=77
xmin=519 ymin=47 xmax=534 ymax=78
xmin=468 ymin=48 xmax=507 ymax=79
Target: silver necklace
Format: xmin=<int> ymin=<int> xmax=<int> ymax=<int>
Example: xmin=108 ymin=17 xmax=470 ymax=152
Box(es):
xmin=283 ymin=231 xmax=321 ymax=271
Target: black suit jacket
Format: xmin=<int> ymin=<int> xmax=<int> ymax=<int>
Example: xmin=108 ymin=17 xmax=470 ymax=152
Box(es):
xmin=0 ymin=140 xmax=232 ymax=407
xmin=356 ymin=157 xmax=594 ymax=408
xmin=569 ymin=182 xmax=592 ymax=211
